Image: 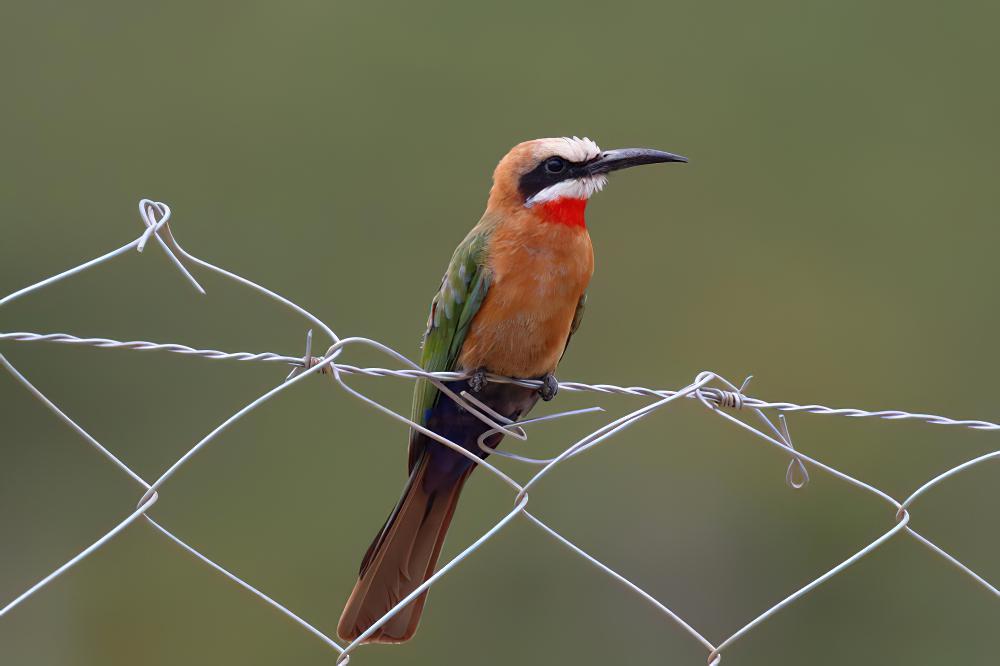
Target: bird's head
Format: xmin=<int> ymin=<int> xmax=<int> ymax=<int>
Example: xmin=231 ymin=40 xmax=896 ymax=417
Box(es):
xmin=486 ymin=136 xmax=687 ymax=227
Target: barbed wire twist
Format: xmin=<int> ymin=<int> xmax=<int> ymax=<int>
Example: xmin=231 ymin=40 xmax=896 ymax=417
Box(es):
xmin=0 ymin=200 xmax=995 ymax=665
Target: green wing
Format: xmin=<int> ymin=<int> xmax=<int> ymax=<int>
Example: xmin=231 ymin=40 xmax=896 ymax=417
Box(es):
xmin=561 ymin=292 xmax=587 ymax=361
xmin=407 ymin=223 xmax=492 ymax=471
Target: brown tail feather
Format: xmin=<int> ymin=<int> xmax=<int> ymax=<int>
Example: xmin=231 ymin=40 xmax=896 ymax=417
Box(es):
xmin=337 ymin=456 xmax=470 ymax=643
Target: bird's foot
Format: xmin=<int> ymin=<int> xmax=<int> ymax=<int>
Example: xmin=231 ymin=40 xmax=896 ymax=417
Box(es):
xmin=538 ymin=373 xmax=559 ymax=401
xmin=468 ymin=367 xmax=489 ymax=393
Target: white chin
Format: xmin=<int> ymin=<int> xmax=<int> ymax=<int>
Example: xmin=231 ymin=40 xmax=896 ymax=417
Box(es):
xmin=526 ymin=175 xmax=608 ymax=207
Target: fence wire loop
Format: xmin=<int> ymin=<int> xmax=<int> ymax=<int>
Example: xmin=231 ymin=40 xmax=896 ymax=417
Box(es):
xmin=1 ymin=198 xmax=996 ymax=666
xmin=692 ymin=372 xmax=812 ymax=490
xmin=136 ymin=199 xmax=205 ymax=294
xmin=780 ymin=416 xmax=809 ymax=489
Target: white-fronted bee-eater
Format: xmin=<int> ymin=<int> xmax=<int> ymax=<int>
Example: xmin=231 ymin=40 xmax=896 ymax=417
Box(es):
xmin=338 ymin=137 xmax=687 ymax=643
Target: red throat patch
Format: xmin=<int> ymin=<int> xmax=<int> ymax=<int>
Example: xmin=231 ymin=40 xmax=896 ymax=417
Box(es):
xmin=537 ymin=197 xmax=588 ymax=228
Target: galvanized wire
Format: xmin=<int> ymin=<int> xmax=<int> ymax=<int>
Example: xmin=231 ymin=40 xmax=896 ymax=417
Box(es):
xmin=5 ymin=330 xmax=997 ymax=433
xmin=0 ymin=199 xmax=996 ymax=666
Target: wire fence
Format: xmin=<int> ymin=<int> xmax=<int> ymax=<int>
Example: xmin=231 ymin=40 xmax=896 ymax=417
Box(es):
xmin=0 ymin=199 xmax=996 ymax=664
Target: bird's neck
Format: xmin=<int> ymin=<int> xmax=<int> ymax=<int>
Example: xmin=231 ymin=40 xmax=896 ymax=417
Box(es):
xmin=534 ymin=197 xmax=588 ymax=229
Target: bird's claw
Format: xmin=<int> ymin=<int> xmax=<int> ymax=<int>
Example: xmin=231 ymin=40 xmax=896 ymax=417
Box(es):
xmin=468 ymin=367 xmax=488 ymax=393
xmin=539 ymin=374 xmax=559 ymax=401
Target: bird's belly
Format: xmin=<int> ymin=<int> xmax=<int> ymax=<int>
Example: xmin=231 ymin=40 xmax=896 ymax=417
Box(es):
xmin=458 ymin=270 xmax=585 ymax=378
xmin=457 ymin=211 xmax=593 ymax=378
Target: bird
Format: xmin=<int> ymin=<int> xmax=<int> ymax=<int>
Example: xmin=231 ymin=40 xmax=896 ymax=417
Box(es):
xmin=337 ymin=136 xmax=687 ymax=644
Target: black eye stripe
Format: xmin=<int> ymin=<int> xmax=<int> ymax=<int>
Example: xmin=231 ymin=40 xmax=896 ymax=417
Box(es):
xmin=517 ymin=158 xmax=589 ymax=201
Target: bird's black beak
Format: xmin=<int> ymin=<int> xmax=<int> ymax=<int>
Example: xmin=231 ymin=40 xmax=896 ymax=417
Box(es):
xmin=584 ymin=148 xmax=688 ymax=175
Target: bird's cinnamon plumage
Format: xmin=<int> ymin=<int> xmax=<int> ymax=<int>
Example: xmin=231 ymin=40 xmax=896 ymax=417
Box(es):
xmin=337 ymin=137 xmax=686 ymax=644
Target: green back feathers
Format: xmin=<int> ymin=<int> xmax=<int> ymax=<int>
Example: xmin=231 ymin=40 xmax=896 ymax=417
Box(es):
xmin=407 ymin=218 xmax=495 ymax=470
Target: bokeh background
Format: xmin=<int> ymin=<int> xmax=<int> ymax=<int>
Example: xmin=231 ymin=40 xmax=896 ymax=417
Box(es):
xmin=1 ymin=2 xmax=997 ymax=665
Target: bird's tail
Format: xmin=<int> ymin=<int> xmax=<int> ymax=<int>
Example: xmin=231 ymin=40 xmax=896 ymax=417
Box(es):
xmin=337 ymin=454 xmax=471 ymax=644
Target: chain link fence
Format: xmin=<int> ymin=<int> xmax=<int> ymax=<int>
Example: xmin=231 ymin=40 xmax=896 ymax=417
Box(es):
xmin=1 ymin=200 xmax=996 ymax=664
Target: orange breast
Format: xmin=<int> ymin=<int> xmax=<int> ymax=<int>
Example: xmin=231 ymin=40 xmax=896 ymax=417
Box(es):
xmin=458 ymin=210 xmax=594 ymax=378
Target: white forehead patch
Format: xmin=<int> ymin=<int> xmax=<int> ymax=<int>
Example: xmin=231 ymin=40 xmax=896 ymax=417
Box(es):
xmin=533 ymin=136 xmax=602 ymax=163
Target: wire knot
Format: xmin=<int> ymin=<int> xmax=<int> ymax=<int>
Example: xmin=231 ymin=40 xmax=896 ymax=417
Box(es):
xmin=285 ymin=329 xmax=332 ymax=381
xmin=303 ymin=355 xmax=329 ymax=375
xmin=714 ymin=389 xmax=744 ymax=410
xmin=134 ymin=199 xmax=205 ymax=293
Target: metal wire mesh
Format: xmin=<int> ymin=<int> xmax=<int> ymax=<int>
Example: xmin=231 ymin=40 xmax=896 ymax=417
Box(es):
xmin=1 ymin=200 xmax=996 ymax=664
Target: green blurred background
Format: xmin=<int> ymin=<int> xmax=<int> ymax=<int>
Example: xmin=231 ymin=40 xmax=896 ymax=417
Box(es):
xmin=1 ymin=2 xmax=997 ymax=664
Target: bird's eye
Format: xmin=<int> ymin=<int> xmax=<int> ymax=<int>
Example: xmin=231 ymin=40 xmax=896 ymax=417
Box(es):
xmin=544 ymin=157 xmax=566 ymax=174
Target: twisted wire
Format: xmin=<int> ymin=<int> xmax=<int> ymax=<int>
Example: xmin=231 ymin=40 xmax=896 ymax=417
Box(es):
xmin=3 ymin=330 xmax=998 ymax=432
